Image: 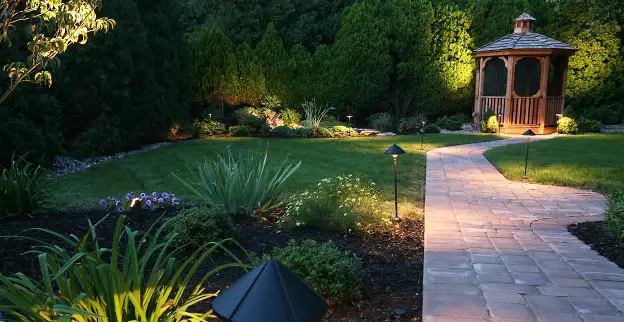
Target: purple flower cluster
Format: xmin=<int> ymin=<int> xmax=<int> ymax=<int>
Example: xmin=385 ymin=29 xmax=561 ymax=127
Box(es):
xmin=99 ymin=191 xmax=180 ymax=213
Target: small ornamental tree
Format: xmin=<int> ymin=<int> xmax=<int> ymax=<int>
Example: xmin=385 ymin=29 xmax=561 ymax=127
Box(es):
xmin=0 ymin=0 xmax=115 ymax=104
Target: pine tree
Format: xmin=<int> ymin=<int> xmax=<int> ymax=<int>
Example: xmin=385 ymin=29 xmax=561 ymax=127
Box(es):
xmin=255 ymin=23 xmax=289 ymax=101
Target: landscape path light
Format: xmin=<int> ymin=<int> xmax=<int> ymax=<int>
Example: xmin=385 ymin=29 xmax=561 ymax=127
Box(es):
xmin=347 ymin=115 xmax=353 ymax=126
xmin=420 ymin=121 xmax=426 ymax=150
xmin=212 ymin=259 xmax=328 ymax=322
xmin=384 ymin=144 xmax=406 ymax=221
xmin=497 ymin=113 xmax=503 ymax=135
xmin=522 ymin=129 xmax=535 ymax=181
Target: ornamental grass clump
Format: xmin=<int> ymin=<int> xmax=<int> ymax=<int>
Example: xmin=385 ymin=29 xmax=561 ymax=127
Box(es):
xmin=264 ymin=239 xmax=362 ymax=305
xmin=303 ymin=99 xmax=334 ymax=128
xmin=604 ymin=189 xmax=624 ymax=245
xmin=281 ymin=174 xmax=392 ymax=233
xmin=0 ymin=215 xmax=253 ymax=321
xmin=174 ymin=146 xmax=301 ymax=216
xmin=0 ymin=154 xmax=50 ymax=218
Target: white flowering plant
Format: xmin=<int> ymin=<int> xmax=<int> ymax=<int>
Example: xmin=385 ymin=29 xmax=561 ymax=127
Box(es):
xmin=281 ymin=174 xmax=393 ymax=233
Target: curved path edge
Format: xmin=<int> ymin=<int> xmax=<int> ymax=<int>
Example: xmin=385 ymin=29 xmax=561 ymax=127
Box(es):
xmin=423 ymin=137 xmax=624 ymax=322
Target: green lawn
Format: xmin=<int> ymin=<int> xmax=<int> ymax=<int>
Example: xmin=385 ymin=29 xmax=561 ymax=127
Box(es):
xmin=485 ymin=133 xmax=624 ymax=195
xmin=50 ymin=134 xmax=500 ymax=214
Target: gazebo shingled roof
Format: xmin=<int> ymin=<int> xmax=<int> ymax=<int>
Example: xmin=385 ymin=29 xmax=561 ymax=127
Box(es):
xmin=472 ymin=12 xmax=577 ymax=135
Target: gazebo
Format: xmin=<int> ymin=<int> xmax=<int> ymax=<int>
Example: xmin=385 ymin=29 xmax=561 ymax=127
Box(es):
xmin=473 ymin=12 xmax=577 ymax=134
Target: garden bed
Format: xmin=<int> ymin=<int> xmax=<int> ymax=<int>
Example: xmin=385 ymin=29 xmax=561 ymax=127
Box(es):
xmin=568 ymin=221 xmax=624 ymax=268
xmin=0 ymin=211 xmax=424 ymax=321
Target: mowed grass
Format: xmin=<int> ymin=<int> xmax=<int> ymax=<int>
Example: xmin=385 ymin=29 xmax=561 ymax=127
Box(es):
xmin=485 ymin=133 xmax=624 ymax=195
xmin=50 ymin=134 xmax=501 ymax=215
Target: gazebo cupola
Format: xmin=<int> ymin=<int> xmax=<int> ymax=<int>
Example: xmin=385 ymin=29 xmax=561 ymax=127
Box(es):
xmin=473 ymin=12 xmax=578 ymax=134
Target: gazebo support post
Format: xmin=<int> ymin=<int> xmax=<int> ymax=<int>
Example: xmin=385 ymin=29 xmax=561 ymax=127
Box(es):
xmin=504 ymin=55 xmax=514 ymax=131
xmin=473 ymin=58 xmax=482 ymax=124
xmin=561 ymin=57 xmax=569 ymax=116
xmin=538 ymin=56 xmax=550 ymax=134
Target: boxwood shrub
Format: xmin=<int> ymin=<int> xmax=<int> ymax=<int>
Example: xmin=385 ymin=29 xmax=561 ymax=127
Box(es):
xmin=229 ymin=125 xmax=250 ymax=137
xmin=264 ymin=239 xmax=362 ymax=305
xmin=577 ymin=117 xmax=603 ymax=133
xmin=557 ymin=117 xmax=579 ymax=134
xmin=164 ymin=206 xmax=237 ymax=248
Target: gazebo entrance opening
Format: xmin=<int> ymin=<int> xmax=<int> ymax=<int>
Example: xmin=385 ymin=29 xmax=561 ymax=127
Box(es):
xmin=473 ymin=12 xmax=577 ymax=134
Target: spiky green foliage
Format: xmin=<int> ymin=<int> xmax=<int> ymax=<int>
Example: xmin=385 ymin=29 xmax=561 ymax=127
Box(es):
xmin=0 ymin=154 xmax=50 ymax=218
xmin=303 ymin=99 xmax=334 ymax=128
xmin=0 ymin=215 xmax=253 ymax=321
xmin=174 ymin=146 xmax=301 ymax=215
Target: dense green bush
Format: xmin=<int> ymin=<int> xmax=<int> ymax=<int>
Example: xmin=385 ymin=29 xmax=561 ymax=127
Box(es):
xmin=331 ymin=126 xmax=358 ymax=137
xmin=229 ymin=125 xmax=251 ymax=137
xmin=165 ymin=206 xmax=237 ymax=248
xmin=201 ymin=120 xmax=227 ymax=136
xmin=480 ymin=115 xmax=499 ymax=134
xmin=423 ymin=124 xmax=441 ymax=133
xmin=604 ymin=190 xmax=624 ymax=245
xmin=557 ymin=117 xmax=579 ymax=134
xmin=0 ymin=154 xmax=50 ymax=218
xmin=320 ymin=115 xmax=350 ymax=128
xmin=234 ymin=107 xmax=266 ymax=132
xmin=577 ymin=117 xmax=603 ymax=133
xmin=367 ymin=112 xmax=393 ymax=131
xmin=314 ymin=127 xmax=334 ymax=138
xmin=290 ymin=127 xmax=313 ymax=138
xmin=278 ymin=108 xmax=302 ymax=126
xmin=281 ymin=175 xmax=391 ymax=233
xmin=271 ymin=125 xmax=294 ymax=138
xmin=174 ymin=147 xmax=300 ymax=215
xmin=583 ymin=105 xmax=623 ymax=125
xmin=0 ymin=215 xmax=251 ymax=321
xmin=264 ymin=239 xmax=362 ymax=304
xmin=397 ymin=117 xmax=422 ymax=134
xmin=436 ymin=116 xmax=462 ymax=130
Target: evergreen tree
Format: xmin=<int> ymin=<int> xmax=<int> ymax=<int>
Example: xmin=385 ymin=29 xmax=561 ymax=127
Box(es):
xmin=255 ymin=23 xmax=289 ymax=101
xmin=284 ymin=44 xmax=314 ymax=108
xmin=233 ymin=43 xmax=267 ymax=106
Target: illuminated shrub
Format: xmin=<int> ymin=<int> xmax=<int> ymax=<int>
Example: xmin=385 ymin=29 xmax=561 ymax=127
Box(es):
xmin=314 ymin=127 xmax=334 ymax=138
xmin=264 ymin=239 xmax=362 ymax=305
xmin=277 ymin=108 xmax=302 ymax=126
xmin=331 ymin=126 xmax=357 ymax=137
xmin=480 ymin=115 xmax=499 ymax=134
xmin=165 ymin=206 xmax=237 ymax=248
xmin=557 ymin=117 xmax=579 ymax=134
xmin=201 ymin=120 xmax=227 ymax=136
xmin=229 ymin=125 xmax=250 ymax=137
xmin=234 ymin=107 xmax=265 ymax=132
xmin=281 ymin=174 xmax=392 ymax=233
xmin=604 ymin=190 xmax=624 ymax=245
xmin=577 ymin=117 xmax=603 ymax=133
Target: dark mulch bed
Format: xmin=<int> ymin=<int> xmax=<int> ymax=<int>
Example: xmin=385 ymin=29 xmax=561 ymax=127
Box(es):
xmin=568 ymin=221 xmax=624 ymax=268
xmin=0 ymin=211 xmax=424 ymax=321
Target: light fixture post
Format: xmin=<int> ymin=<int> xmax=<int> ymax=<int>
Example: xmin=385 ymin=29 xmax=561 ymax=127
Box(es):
xmin=497 ymin=113 xmax=503 ymax=135
xmin=420 ymin=121 xmax=425 ymax=151
xmin=521 ymin=129 xmax=535 ymax=180
xmin=384 ymin=144 xmax=405 ymax=221
xmin=347 ymin=115 xmax=353 ymax=126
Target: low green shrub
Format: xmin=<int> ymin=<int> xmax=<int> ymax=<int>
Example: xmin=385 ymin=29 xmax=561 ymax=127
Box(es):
xmin=583 ymin=105 xmax=622 ymax=125
xmin=174 ymin=146 xmax=301 ymax=215
xmin=367 ymin=112 xmax=393 ymax=131
xmin=264 ymin=239 xmax=362 ymax=304
xmin=292 ymin=127 xmax=314 ymax=138
xmin=0 ymin=154 xmax=50 ymax=218
xmin=229 ymin=125 xmax=251 ymax=137
xmin=452 ymin=113 xmax=472 ymax=124
xmin=604 ymin=190 xmax=624 ymax=245
xmin=201 ymin=120 xmax=227 ymax=136
xmin=165 ymin=206 xmax=237 ymax=248
xmin=397 ymin=117 xmax=421 ymax=134
xmin=278 ymin=108 xmax=302 ymax=126
xmin=0 ymin=215 xmax=252 ymax=321
xmin=423 ymin=124 xmax=440 ymax=133
xmin=281 ymin=174 xmax=391 ymax=233
xmin=271 ymin=125 xmax=294 ymax=138
xmin=577 ymin=117 xmax=603 ymax=133
xmin=436 ymin=116 xmax=462 ymax=131
xmin=320 ymin=115 xmax=349 ymax=128
xmin=557 ymin=117 xmax=579 ymax=134
xmin=331 ymin=126 xmax=357 ymax=137
xmin=314 ymin=127 xmax=334 ymax=138
xmin=480 ymin=115 xmax=499 ymax=134
xmin=188 ymin=119 xmax=203 ymax=138
xmin=234 ymin=107 xmax=265 ymax=132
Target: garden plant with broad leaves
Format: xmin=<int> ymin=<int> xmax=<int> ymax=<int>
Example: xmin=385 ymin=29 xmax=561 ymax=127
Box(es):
xmin=0 ymin=0 xmax=115 ymax=104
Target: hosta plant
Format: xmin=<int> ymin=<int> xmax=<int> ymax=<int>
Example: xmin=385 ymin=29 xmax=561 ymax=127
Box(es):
xmin=174 ymin=146 xmax=301 ymax=216
xmin=0 ymin=154 xmax=50 ymax=218
xmin=0 ymin=215 xmax=253 ymax=321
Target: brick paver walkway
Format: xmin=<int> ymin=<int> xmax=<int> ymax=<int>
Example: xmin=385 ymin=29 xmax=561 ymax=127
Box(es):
xmin=423 ymin=137 xmax=624 ymax=322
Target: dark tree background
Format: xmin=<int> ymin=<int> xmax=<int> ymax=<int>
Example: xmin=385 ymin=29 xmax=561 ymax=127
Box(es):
xmin=1 ymin=0 xmax=623 ymax=166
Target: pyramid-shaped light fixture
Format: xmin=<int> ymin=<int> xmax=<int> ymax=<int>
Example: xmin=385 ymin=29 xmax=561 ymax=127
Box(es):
xmin=384 ymin=144 xmax=406 ymax=158
xmin=212 ymin=260 xmax=328 ymax=322
xmin=522 ymin=129 xmax=536 ymax=136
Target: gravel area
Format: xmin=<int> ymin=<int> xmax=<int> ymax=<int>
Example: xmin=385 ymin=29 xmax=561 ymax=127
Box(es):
xmin=440 ymin=123 xmax=480 ymax=134
xmin=52 ymin=142 xmax=170 ymax=177
xmin=604 ymin=124 xmax=624 ymax=133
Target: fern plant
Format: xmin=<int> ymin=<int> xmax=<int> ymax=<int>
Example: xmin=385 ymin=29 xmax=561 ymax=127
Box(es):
xmin=0 ymin=215 xmax=253 ymax=321
xmin=302 ymin=99 xmax=334 ymax=128
xmin=0 ymin=153 xmax=50 ymax=218
xmin=174 ymin=145 xmax=301 ymax=216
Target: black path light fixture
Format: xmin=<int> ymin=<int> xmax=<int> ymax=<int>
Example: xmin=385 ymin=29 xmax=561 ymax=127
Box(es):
xmin=384 ymin=144 xmax=406 ymax=220
xmin=522 ymin=129 xmax=535 ymax=181
xmin=420 ymin=121 xmax=426 ymax=151
xmin=212 ymin=259 xmax=328 ymax=322
xmin=497 ymin=113 xmax=503 ymax=135
xmin=347 ymin=115 xmax=353 ymax=126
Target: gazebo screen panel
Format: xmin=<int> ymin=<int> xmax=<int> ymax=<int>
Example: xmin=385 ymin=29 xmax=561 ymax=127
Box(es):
xmin=483 ymin=57 xmax=507 ymax=97
xmin=514 ymin=58 xmax=541 ymax=97
xmin=547 ymin=56 xmax=565 ymax=96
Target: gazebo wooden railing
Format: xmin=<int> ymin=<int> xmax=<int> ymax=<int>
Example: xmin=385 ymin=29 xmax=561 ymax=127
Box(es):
xmin=479 ymin=95 xmax=565 ymax=128
xmin=511 ymin=97 xmax=541 ymax=125
xmin=545 ymin=96 xmax=565 ymax=126
xmin=480 ymin=96 xmax=506 ymax=121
